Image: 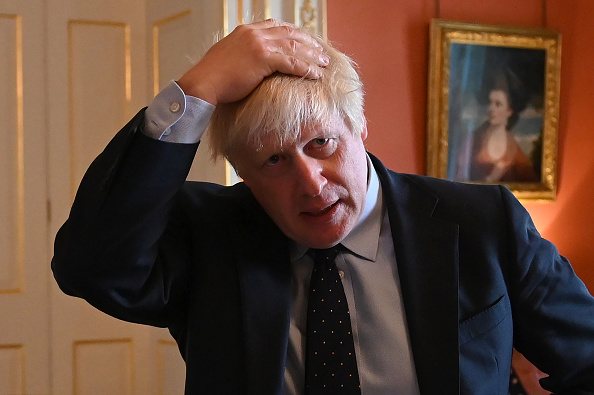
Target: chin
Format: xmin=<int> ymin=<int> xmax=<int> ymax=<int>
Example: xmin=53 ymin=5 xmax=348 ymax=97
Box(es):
xmin=288 ymin=221 xmax=354 ymax=248
xmin=304 ymin=232 xmax=347 ymax=249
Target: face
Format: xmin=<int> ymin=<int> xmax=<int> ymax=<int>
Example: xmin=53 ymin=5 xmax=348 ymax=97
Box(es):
xmin=487 ymin=89 xmax=513 ymax=127
xmin=235 ymin=113 xmax=369 ymax=249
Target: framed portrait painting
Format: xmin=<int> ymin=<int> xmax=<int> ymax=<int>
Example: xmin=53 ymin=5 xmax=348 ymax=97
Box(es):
xmin=427 ymin=19 xmax=561 ymax=200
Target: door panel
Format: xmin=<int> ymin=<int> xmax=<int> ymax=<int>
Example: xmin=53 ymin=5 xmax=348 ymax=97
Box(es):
xmin=47 ymin=0 xmax=157 ymax=393
xmin=0 ymin=1 xmax=50 ymax=393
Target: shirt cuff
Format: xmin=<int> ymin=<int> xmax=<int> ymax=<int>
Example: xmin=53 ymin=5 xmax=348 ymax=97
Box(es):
xmin=143 ymin=80 xmax=215 ymax=144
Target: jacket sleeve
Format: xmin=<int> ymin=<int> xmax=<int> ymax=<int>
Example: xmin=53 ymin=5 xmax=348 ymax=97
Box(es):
xmin=51 ymin=108 xmax=200 ymax=327
xmin=500 ymin=186 xmax=594 ymax=394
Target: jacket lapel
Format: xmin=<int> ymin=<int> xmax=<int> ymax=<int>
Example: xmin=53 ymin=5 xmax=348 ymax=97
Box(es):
xmin=230 ymin=192 xmax=292 ymax=395
xmin=371 ymin=155 xmax=461 ymax=394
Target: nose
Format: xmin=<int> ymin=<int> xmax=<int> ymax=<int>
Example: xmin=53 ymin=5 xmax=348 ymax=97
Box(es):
xmin=294 ymin=155 xmax=327 ymax=196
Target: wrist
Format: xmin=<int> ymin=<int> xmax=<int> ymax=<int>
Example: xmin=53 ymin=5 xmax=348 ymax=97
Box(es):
xmin=177 ymin=76 xmax=218 ymax=106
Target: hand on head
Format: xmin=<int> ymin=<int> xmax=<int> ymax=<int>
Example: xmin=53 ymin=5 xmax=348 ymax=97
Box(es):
xmin=177 ymin=19 xmax=329 ymax=106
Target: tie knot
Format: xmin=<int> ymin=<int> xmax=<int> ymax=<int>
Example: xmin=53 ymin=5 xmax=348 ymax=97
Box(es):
xmin=311 ymin=246 xmax=341 ymax=265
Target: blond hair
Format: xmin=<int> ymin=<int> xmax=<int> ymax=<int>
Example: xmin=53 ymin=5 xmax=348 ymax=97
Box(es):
xmin=207 ymin=29 xmax=365 ymax=167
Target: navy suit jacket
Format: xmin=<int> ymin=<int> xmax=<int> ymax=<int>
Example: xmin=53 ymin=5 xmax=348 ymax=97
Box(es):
xmin=53 ymin=110 xmax=594 ymax=394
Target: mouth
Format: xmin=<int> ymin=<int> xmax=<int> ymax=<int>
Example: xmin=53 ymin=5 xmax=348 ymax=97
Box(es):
xmin=303 ymin=201 xmax=339 ymax=217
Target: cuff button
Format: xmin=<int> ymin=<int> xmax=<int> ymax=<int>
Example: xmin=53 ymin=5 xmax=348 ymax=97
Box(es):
xmin=169 ymin=102 xmax=181 ymax=113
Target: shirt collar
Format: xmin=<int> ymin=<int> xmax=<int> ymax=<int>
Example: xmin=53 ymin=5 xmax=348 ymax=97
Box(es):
xmin=290 ymin=154 xmax=383 ymax=262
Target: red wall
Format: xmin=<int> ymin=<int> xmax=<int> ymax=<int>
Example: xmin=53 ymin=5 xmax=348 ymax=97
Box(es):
xmin=327 ymin=0 xmax=594 ymax=291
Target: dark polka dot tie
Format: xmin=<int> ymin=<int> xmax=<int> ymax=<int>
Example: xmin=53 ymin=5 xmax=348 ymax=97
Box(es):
xmin=305 ymin=247 xmax=361 ymax=394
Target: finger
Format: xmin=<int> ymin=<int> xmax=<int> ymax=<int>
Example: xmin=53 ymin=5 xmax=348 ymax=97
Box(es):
xmin=266 ymin=52 xmax=325 ymax=79
xmin=303 ymin=64 xmax=312 ymax=79
xmin=248 ymin=18 xmax=297 ymax=31
xmin=238 ymin=20 xmax=325 ymax=63
xmin=263 ymin=24 xmax=323 ymax=50
xmin=271 ymin=37 xmax=328 ymax=66
xmin=273 ymin=37 xmax=329 ymax=79
xmin=273 ymin=38 xmax=321 ymax=57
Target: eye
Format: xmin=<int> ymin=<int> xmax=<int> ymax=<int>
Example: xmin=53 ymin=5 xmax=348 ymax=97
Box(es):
xmin=306 ymin=136 xmax=337 ymax=157
xmin=266 ymin=154 xmax=281 ymax=165
xmin=313 ymin=138 xmax=329 ymax=146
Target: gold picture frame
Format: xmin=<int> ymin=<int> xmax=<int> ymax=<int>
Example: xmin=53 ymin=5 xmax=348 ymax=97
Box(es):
xmin=427 ymin=19 xmax=561 ymax=201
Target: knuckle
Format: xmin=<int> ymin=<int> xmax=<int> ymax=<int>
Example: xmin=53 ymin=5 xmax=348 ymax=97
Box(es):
xmin=289 ymin=39 xmax=298 ymax=53
xmin=252 ymin=43 xmax=268 ymax=59
xmin=288 ymin=56 xmax=300 ymax=70
xmin=243 ymin=27 xmax=258 ymax=40
xmin=281 ymin=25 xmax=294 ymax=35
xmin=234 ymin=23 xmax=249 ymax=35
xmin=244 ymin=31 xmax=267 ymax=53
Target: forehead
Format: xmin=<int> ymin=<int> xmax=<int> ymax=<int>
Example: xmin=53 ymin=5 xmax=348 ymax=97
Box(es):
xmin=489 ymin=89 xmax=508 ymax=103
xmin=251 ymin=112 xmax=349 ymax=151
xmin=231 ymin=113 xmax=352 ymax=166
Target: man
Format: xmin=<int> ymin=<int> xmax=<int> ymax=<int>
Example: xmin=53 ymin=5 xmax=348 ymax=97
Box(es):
xmin=52 ymin=20 xmax=594 ymax=394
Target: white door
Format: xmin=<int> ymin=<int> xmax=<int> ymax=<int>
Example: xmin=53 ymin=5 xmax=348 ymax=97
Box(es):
xmin=0 ymin=1 xmax=50 ymax=393
xmin=46 ymin=0 xmax=240 ymax=393
xmin=46 ymin=0 xmax=189 ymax=393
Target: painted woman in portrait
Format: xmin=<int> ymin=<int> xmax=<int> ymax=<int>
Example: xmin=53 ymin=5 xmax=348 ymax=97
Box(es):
xmin=458 ymin=70 xmax=540 ymax=183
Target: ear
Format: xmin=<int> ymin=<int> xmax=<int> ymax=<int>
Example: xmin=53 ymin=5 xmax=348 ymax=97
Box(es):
xmin=361 ymin=124 xmax=368 ymax=141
